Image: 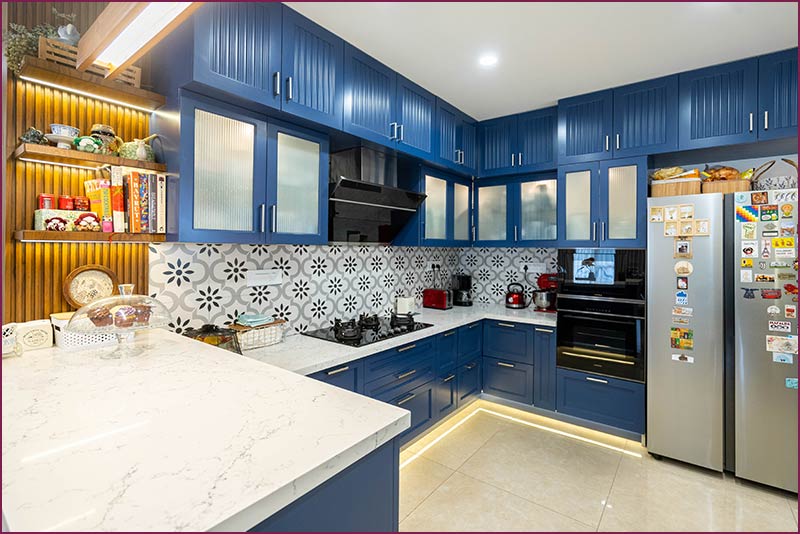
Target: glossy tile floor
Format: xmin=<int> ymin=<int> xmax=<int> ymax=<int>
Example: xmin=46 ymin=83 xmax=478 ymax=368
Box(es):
xmin=399 ymin=400 xmax=798 ymax=532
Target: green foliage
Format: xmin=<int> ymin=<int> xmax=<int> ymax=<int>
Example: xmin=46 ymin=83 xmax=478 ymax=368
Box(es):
xmin=4 ymin=8 xmax=77 ymax=75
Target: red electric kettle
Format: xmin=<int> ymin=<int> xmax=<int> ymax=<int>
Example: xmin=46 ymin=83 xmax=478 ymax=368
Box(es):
xmin=505 ymin=282 xmax=527 ymax=309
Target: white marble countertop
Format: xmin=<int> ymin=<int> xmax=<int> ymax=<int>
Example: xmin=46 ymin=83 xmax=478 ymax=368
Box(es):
xmin=244 ymin=304 xmax=557 ymax=375
xmin=1 ymin=329 xmax=410 ymax=532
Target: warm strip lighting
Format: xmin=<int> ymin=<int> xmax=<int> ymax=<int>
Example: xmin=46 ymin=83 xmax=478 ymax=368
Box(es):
xmin=18 ymin=75 xmax=155 ymax=112
xmin=18 ymin=157 xmax=102 ymax=171
xmin=95 ymin=2 xmax=193 ymax=72
xmin=400 ymin=406 xmax=641 ymax=469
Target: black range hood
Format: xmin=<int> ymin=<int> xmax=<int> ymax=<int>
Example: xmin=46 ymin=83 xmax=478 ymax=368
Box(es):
xmin=329 ymin=147 xmax=425 ymax=243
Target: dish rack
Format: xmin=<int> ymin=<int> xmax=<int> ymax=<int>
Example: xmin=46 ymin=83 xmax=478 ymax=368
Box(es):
xmin=229 ymin=319 xmax=287 ymax=350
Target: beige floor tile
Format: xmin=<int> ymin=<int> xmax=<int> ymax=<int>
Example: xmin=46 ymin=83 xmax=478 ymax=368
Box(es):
xmin=400 ymin=472 xmax=593 ymax=532
xmin=415 ymin=411 xmax=514 ymax=470
xmin=458 ymin=423 xmax=621 ymax=527
xmin=404 ymin=405 xmax=482 ymax=454
xmin=399 ymin=456 xmax=454 ymax=522
xmin=789 ymin=496 xmax=798 ymax=524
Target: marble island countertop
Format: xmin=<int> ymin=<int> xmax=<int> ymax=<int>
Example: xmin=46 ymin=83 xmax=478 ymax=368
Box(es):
xmin=244 ymin=304 xmax=557 ymax=375
xmin=1 ymin=329 xmax=410 ymax=532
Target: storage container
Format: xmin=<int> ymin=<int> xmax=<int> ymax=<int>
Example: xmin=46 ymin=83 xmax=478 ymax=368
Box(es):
xmin=649 ymin=178 xmax=701 ymax=197
xmin=701 ymin=179 xmax=751 ymax=194
xmin=230 ymin=319 xmax=287 ymax=350
xmin=51 ymin=312 xmax=117 ymax=349
xmin=2 ymin=323 xmax=18 ymax=358
xmin=15 ymin=320 xmax=54 ymax=351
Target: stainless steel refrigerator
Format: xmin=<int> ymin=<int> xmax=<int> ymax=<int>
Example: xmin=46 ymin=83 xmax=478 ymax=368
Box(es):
xmin=733 ymin=188 xmax=797 ymax=492
xmin=646 ymin=193 xmax=726 ymax=472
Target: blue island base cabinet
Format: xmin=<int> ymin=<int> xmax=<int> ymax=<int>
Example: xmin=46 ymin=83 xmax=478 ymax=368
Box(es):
xmin=482 ymin=357 xmax=534 ymax=405
xmin=251 ymin=438 xmax=400 ymax=532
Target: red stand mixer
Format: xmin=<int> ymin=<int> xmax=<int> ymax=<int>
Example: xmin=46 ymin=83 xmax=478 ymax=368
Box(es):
xmin=532 ymin=273 xmax=558 ymax=312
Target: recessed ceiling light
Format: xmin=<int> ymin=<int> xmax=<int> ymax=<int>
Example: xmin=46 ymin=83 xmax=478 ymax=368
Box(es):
xmin=478 ymin=53 xmax=498 ymax=67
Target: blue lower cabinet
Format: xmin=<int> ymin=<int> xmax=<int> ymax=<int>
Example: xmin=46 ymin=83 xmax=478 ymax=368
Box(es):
xmin=457 ymin=321 xmax=483 ymax=364
xmin=482 ymin=321 xmax=534 ymax=365
xmin=556 ymin=368 xmax=645 ymax=434
xmin=457 ymin=359 xmax=482 ymax=405
xmin=436 ymin=330 xmax=458 ymax=372
xmin=382 ymin=381 xmax=436 ymax=444
xmin=532 ymin=327 xmax=557 ymax=411
xmin=309 ymin=360 xmax=365 ymax=394
xmin=434 ymin=370 xmax=458 ymax=418
xmin=482 ymin=357 xmax=534 ymax=405
xmin=364 ymin=337 xmax=436 ymax=383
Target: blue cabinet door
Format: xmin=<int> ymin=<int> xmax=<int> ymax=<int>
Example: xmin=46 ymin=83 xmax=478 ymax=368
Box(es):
xmin=556 ymin=368 xmax=644 ymax=434
xmin=436 ymin=329 xmax=458 ymax=372
xmin=342 ymin=44 xmax=396 ymax=147
xmin=457 ymin=321 xmax=483 ymax=364
xmin=309 ymin=360 xmax=365 ymax=394
xmin=265 ymin=120 xmax=329 ymax=245
xmin=457 ymin=359 xmax=481 ymax=406
xmin=532 ymin=327 xmax=557 ymax=411
xmin=517 ymin=107 xmax=558 ymax=172
xmin=758 ymin=48 xmax=798 ymax=141
xmin=557 ymin=162 xmax=600 ymax=247
xmin=478 ymin=116 xmax=517 ymax=176
xmin=482 ymin=321 xmax=534 ymax=365
xmin=436 ymin=99 xmax=460 ymax=168
xmin=678 ymin=58 xmax=758 ymax=150
xmin=483 ymin=357 xmax=534 ymax=405
xmin=597 ymin=157 xmax=648 ymax=249
xmin=434 ymin=370 xmax=459 ymax=418
xmin=281 ymin=6 xmax=344 ymax=129
xmin=459 ymin=116 xmax=478 ymax=175
xmin=516 ymin=174 xmax=560 ymax=248
xmin=194 ymin=2 xmax=282 ymax=110
xmin=397 ymin=76 xmax=436 ymax=160
xmin=383 ymin=381 xmax=436 ymax=444
xmin=613 ymin=76 xmax=678 ymax=157
xmin=474 ymin=180 xmax=514 ymax=246
xmin=557 ymin=89 xmax=613 ymax=164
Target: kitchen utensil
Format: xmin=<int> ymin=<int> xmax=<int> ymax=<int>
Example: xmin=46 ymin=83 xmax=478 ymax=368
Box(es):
xmin=452 ymin=274 xmax=473 ymax=307
xmin=50 ymin=123 xmax=79 ymax=137
xmin=505 ymin=282 xmax=527 ymax=309
xmin=532 ymin=290 xmax=557 ymax=311
xmin=536 ymin=273 xmax=559 ymax=291
xmin=422 ymin=288 xmax=453 ymax=310
xmin=395 ymin=296 xmax=415 ymax=315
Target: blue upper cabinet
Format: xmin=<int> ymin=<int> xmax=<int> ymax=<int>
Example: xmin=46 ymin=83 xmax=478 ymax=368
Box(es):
xmin=436 ymin=99 xmax=477 ymax=175
xmin=678 ymin=58 xmax=758 ymax=150
xmin=343 ymin=45 xmax=396 ymax=145
xmin=558 ymin=89 xmax=614 ymax=164
xmin=758 ymin=48 xmax=798 ymax=141
xmin=281 ymin=6 xmax=344 ymax=130
xmin=612 ymin=76 xmax=678 ymax=157
xmin=194 ymin=2 xmax=282 ymax=110
xmin=517 ymin=107 xmax=557 ymax=172
xmin=397 ymin=76 xmax=436 ymax=160
xmin=459 ymin=117 xmax=478 ymax=174
xmin=479 ymin=116 xmax=517 ymax=176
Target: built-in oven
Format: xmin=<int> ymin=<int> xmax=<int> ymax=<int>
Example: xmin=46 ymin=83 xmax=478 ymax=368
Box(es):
xmin=556 ymin=248 xmax=646 ymax=382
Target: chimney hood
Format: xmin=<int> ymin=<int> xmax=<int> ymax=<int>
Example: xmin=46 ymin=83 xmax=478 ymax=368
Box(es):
xmin=329 ymin=147 xmax=426 ymax=243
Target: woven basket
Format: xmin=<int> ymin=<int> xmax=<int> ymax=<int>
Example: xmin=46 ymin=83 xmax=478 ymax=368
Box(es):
xmin=230 ymin=319 xmax=287 ymax=350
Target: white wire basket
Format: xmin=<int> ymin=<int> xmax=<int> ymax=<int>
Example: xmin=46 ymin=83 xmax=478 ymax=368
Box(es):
xmin=51 ymin=312 xmax=118 ymax=349
xmin=230 ymin=319 xmax=287 ymax=351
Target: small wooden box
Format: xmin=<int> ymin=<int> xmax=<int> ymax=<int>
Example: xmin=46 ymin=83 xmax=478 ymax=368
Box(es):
xmin=650 ymin=178 xmax=702 ymax=197
xmin=701 ymin=180 xmax=751 ymax=194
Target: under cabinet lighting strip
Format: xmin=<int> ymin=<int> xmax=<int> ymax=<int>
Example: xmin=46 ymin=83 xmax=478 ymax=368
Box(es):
xmin=18 ymin=157 xmax=102 ymax=171
xmin=19 ymin=75 xmax=155 ymax=112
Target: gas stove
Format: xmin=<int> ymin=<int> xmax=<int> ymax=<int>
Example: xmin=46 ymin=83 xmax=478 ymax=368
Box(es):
xmin=302 ymin=313 xmax=433 ymax=347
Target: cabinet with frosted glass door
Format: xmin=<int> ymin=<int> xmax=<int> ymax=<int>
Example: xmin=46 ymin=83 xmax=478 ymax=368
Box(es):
xmin=474 ymin=181 xmax=512 ymax=246
xmin=397 ymin=168 xmax=471 ymax=247
xmin=516 ymin=174 xmax=559 ymax=247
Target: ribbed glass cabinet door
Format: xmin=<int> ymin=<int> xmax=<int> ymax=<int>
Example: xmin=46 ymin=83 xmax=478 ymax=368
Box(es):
xmin=424 ymin=175 xmax=447 ymax=240
xmin=453 ymin=182 xmax=470 ymax=241
xmin=605 ymin=164 xmax=638 ymax=240
xmin=276 ymin=132 xmax=321 ymax=235
xmin=478 ymin=185 xmax=507 ymax=241
xmin=564 ymin=170 xmax=592 ymax=240
xmin=520 ymin=179 xmax=557 ymax=240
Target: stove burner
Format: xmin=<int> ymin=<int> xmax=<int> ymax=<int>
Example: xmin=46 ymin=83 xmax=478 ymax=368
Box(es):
xmin=358 ymin=313 xmax=380 ymax=330
xmin=333 ymin=318 xmax=362 ymax=342
xmin=390 ymin=312 xmax=415 ymax=329
xmin=305 ymin=314 xmax=433 ymax=348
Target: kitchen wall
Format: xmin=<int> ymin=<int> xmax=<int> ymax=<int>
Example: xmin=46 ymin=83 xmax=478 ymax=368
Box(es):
xmin=149 ymin=244 xmax=558 ymax=333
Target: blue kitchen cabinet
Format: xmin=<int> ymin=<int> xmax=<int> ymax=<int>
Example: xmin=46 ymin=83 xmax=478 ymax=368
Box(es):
xmin=309 ymin=360 xmax=365 ymax=394
xmin=397 ymin=76 xmax=437 ymax=160
xmin=460 ymin=119 xmax=478 ymax=173
xmin=382 ymin=381 xmax=436 ymax=444
xmin=678 ymin=58 xmax=758 ymax=150
xmin=482 ymin=321 xmax=534 ymax=365
xmin=478 ymin=116 xmax=517 ymax=176
xmin=516 ymin=174 xmax=559 ymax=247
xmin=557 ymin=162 xmax=601 ymax=247
xmin=281 ymin=6 xmax=344 ymax=129
xmin=612 ymin=76 xmax=679 ymax=157
xmin=434 ymin=369 xmax=459 ymax=419
xmin=457 ymin=321 xmax=483 ymax=364
xmin=558 ymin=89 xmax=614 ymax=164
xmin=532 ymin=326 xmax=557 ymax=411
xmin=479 ymin=108 xmax=557 ymax=177
xmin=457 ymin=358 xmax=482 ymax=405
xmin=758 ymin=48 xmax=798 ymax=141
xmin=483 ymin=357 xmax=534 ymax=405
xmin=436 ymin=329 xmax=458 ymax=372
xmin=436 ymin=99 xmax=478 ymax=175
xmin=474 ymin=180 xmax=513 ymax=246
xmin=555 ymin=368 xmax=644 ymax=434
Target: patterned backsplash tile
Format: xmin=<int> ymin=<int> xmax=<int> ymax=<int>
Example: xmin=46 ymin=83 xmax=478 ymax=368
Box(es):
xmin=149 ymin=244 xmax=557 ymax=334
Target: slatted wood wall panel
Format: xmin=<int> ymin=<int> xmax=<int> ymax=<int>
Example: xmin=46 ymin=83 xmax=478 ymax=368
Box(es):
xmin=4 ymin=3 xmax=154 ymax=323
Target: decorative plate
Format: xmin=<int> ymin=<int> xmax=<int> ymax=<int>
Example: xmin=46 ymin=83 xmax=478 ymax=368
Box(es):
xmin=63 ymin=264 xmax=119 ymax=309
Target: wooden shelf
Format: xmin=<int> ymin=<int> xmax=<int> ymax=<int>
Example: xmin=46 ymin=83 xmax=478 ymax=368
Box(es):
xmin=18 ymin=56 xmax=165 ymax=110
xmin=13 ymin=144 xmax=167 ymax=172
xmin=14 ymin=230 xmax=166 ymax=243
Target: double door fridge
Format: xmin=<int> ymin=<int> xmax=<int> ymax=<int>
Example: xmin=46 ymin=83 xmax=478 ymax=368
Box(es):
xmin=646 ymin=190 xmax=797 ymax=492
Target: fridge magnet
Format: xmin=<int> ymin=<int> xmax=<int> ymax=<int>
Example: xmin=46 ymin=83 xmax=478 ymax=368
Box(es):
xmin=768 ymin=320 xmax=792 ymax=333
xmin=785 ymin=304 xmax=797 ymax=319
xmin=761 ymin=289 xmax=782 ymax=299
xmin=664 ymin=206 xmax=679 ymax=222
xmin=675 ymin=290 xmax=689 ymax=305
xmin=786 ymin=378 xmax=799 ymax=390
xmin=672 ymin=306 xmax=693 ymax=316
xmin=674 ymin=261 xmax=694 ymax=276
xmin=649 ymin=207 xmax=664 ymax=223
xmin=780 ymin=221 xmax=795 ymax=236
xmin=774 ymin=190 xmax=798 ymax=203
xmin=741 ymin=258 xmax=753 ymax=268
xmin=741 ymin=241 xmax=758 ymax=258
xmin=672 ymin=353 xmax=694 ymax=364
xmin=670 ymin=327 xmax=694 ymax=350
xmin=672 ymin=316 xmax=690 ymax=325
xmin=773 ymin=353 xmax=794 ymax=365
xmin=676 ymin=276 xmax=689 ymax=289
xmin=759 ymin=261 xmax=767 ymax=269
xmin=778 ymin=273 xmax=796 ymax=280
xmin=734 ymin=192 xmax=748 ymax=203
xmin=780 ymin=203 xmax=794 ymax=218
xmin=735 ymin=205 xmax=759 ymax=223
xmin=678 ymin=204 xmax=694 ymax=220
xmin=760 ymin=204 xmax=779 ymax=222
xmin=740 ymin=270 xmax=753 ymax=283
xmin=762 ymin=231 xmax=779 ymax=237
xmin=674 ymin=238 xmax=692 ymax=258
xmin=771 ymin=237 xmax=795 ymax=249
xmin=769 ymin=261 xmax=790 ymax=268
xmin=751 ymin=191 xmax=769 ymax=205
xmin=664 ymin=221 xmax=679 ymax=237
xmin=763 ymin=221 xmax=779 ymax=231
xmin=766 ymin=335 xmax=797 ymax=354
xmin=679 ymin=221 xmax=695 ymax=236
xmin=755 ymin=274 xmax=775 ymax=283
xmin=760 ymin=239 xmax=772 ymax=258
xmin=767 ymin=305 xmax=781 ymax=318
xmin=784 ymin=283 xmax=798 ymax=299
xmin=741 ymin=222 xmax=757 ymax=240
xmin=693 ymin=219 xmax=710 ymax=236
xmin=775 ymin=247 xmax=797 ymax=259
xmin=795 ymin=259 xmax=798 ymax=271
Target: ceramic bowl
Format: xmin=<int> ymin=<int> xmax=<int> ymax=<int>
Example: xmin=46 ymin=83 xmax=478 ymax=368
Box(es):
xmin=50 ymin=124 xmax=80 ymax=137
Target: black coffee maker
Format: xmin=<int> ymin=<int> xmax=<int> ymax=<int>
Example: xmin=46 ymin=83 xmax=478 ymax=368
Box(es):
xmin=452 ymin=274 xmax=473 ymax=306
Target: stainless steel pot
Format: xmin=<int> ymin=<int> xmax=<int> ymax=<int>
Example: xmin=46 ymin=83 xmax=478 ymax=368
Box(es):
xmin=532 ymin=290 xmax=556 ymax=310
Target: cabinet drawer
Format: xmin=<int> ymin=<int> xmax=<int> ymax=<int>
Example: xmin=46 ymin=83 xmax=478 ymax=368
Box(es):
xmin=434 ymin=369 xmax=459 ymax=418
xmin=457 ymin=321 xmax=483 ymax=364
xmin=436 ymin=329 xmax=458 ymax=372
xmin=556 ymin=368 xmax=644 ymax=433
xmin=365 ymin=337 xmax=435 ymax=383
xmin=483 ymin=321 xmax=534 ymax=365
xmin=379 ymin=381 xmax=436 ymax=444
xmin=457 ymin=358 xmax=482 ymax=405
xmin=309 ymin=360 xmax=365 ymax=394
xmin=482 ymin=357 xmax=534 ymax=405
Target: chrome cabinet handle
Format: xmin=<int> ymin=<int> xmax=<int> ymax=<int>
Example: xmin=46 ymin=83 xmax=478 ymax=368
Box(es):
xmin=465 ymin=363 xmax=477 ymax=370
xmin=397 ymin=124 xmax=404 ymax=141
xmin=497 ymin=361 xmax=515 ymax=368
xmin=471 ymin=226 xmax=476 ymax=241
xmin=468 ymin=323 xmax=480 ymax=329
xmin=514 ymin=225 xmax=518 ymax=242
xmin=592 ymin=221 xmax=597 ymax=241
xmin=601 ymin=221 xmax=605 ymax=241
xmin=518 ymin=152 xmax=523 ymax=166
xmin=443 ymin=331 xmax=456 ymax=337
xmin=562 ymin=351 xmax=635 ymax=365
xmin=443 ymin=374 xmax=456 ymax=383
xmin=535 ymin=328 xmax=554 ymax=333
xmin=273 ymin=71 xmax=281 ymax=96
xmin=615 ymin=133 xmax=620 ymax=150
xmin=390 ymin=122 xmax=398 ymax=140
xmin=326 ymin=365 xmax=349 ymax=376
xmin=586 ymin=376 xmax=608 ymax=384
xmin=749 ymin=112 xmax=754 ymax=132
xmin=260 ymin=204 xmax=266 ymax=233
xmin=270 ymin=204 xmax=277 ymax=233
xmin=454 ymin=149 xmax=460 ymax=163
xmin=397 ymin=393 xmax=416 ymax=406
xmin=397 ymin=369 xmax=417 ymax=379
xmin=764 ymin=111 xmax=769 ymax=130
xmin=497 ymin=322 xmax=515 ymax=328
xmin=511 ymin=153 xmax=515 ymax=167
xmin=397 ymin=344 xmax=417 ymax=353
xmin=605 ymin=135 xmax=610 ymax=151
xmin=460 ymin=150 xmax=465 ymax=165
xmin=287 ymin=76 xmax=293 ymax=101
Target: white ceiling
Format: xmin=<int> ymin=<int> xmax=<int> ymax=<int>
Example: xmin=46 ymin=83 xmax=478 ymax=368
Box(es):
xmin=286 ymin=2 xmax=798 ymax=121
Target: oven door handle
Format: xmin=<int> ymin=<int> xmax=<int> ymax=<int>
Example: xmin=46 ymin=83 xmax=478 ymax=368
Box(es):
xmin=558 ymin=309 xmax=645 ymax=321
xmin=561 ymin=351 xmax=636 ymax=365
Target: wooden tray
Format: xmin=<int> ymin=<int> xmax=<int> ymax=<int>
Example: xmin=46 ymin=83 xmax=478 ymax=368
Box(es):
xmin=39 ymin=37 xmax=141 ymax=87
xmin=701 ymin=179 xmax=751 ymax=194
xmin=650 ymin=178 xmax=701 ymax=197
